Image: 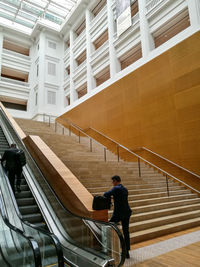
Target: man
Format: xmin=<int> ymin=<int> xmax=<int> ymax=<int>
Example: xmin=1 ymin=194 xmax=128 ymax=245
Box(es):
xmin=104 ymin=175 xmax=132 ymax=259
xmin=1 ymin=143 xmax=22 ymax=193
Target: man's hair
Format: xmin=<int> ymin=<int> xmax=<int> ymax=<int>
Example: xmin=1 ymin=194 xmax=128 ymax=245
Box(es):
xmin=112 ymin=175 xmax=121 ymax=182
xmin=10 ymin=143 xmax=16 ymax=148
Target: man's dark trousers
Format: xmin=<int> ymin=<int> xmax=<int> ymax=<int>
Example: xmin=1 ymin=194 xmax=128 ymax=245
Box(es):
xmin=6 ymin=168 xmax=21 ymax=193
xmin=110 ymin=214 xmax=131 ymax=251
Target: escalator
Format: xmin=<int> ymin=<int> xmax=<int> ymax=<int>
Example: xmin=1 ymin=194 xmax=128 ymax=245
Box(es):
xmin=0 ymin=183 xmax=42 ymax=267
xmin=0 ymin=106 xmax=126 ymax=267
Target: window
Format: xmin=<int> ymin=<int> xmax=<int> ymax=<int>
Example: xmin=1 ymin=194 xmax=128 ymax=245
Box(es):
xmin=48 ymin=41 xmax=57 ymax=49
xmin=35 ymin=92 xmax=38 ymax=106
xmin=36 ymin=64 xmax=39 ymax=77
xmin=47 ymin=91 xmax=56 ymax=105
xmin=48 ymin=62 xmax=56 ymax=76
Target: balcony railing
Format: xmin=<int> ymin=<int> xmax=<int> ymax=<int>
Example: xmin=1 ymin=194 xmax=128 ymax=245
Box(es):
xmin=0 ymin=77 xmax=30 ymax=87
xmin=2 ymin=49 xmax=30 ymax=60
xmin=146 ymin=0 xmax=164 ymax=13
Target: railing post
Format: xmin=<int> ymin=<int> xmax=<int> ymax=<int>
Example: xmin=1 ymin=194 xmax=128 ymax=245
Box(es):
xmin=43 ymin=114 xmax=45 ymax=123
xmin=166 ymin=174 xmax=170 ymax=197
xmin=138 ymin=158 xmax=141 ymax=177
xmin=55 ymin=122 xmax=57 ymax=132
xmin=69 ymin=126 xmax=71 ymax=136
xmin=104 ymin=147 xmax=107 ymax=162
xmin=62 ymin=127 xmax=64 ymax=135
xmin=48 ymin=115 xmax=51 ymax=127
xmin=90 ymin=138 xmax=92 ymax=152
xmin=117 ymin=145 xmax=119 ymax=162
xmin=78 ymin=131 xmax=80 ymax=143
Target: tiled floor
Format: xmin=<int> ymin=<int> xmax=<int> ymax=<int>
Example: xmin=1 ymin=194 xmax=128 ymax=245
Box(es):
xmin=124 ymin=228 xmax=200 ymax=266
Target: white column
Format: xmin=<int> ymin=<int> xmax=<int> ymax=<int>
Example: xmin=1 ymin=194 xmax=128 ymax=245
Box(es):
xmin=138 ymin=0 xmax=155 ymax=57
xmin=107 ymin=0 xmax=120 ymax=78
xmin=69 ymin=30 xmax=77 ymax=103
xmin=37 ymin=30 xmax=46 ymax=115
xmin=0 ymin=28 xmax=3 ymax=77
xmin=187 ymin=0 xmax=200 ymax=28
xmin=85 ymin=9 xmax=96 ymax=92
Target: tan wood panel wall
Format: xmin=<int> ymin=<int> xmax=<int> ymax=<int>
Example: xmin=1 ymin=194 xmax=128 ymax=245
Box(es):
xmin=58 ymin=32 xmax=200 ymax=176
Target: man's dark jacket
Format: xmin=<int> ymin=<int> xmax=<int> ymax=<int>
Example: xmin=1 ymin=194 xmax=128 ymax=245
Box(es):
xmin=104 ymin=184 xmax=132 ymax=218
xmin=1 ymin=148 xmax=22 ymax=172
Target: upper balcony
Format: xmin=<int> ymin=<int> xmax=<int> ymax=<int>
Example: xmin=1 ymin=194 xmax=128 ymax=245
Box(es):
xmin=2 ymin=49 xmax=31 ymax=73
xmin=90 ymin=5 xmax=108 ymax=42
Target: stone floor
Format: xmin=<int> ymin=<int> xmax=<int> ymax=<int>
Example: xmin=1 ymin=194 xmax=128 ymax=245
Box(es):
xmin=124 ymin=230 xmax=200 ymax=266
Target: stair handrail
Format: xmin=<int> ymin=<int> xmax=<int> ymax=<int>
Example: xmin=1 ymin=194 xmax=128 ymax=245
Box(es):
xmin=0 ymin=109 xmax=126 ymax=266
xmin=0 ymin=188 xmax=42 ymax=267
xmin=140 ymin=147 xmax=200 ymax=179
xmin=52 ymin=115 xmax=109 ymax=161
xmin=0 ymin=165 xmax=64 ymax=267
xmin=55 ymin=118 xmax=200 ymax=196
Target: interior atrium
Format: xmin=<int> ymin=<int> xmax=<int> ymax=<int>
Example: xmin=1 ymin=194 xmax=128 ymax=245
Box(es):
xmin=0 ymin=0 xmax=200 ymax=266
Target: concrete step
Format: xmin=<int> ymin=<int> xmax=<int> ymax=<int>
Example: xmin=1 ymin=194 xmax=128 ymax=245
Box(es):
xmin=129 ymin=210 xmax=200 ymax=232
xmin=132 ymin=198 xmax=200 ymax=213
xmin=130 ymin=203 xmax=200 ymax=223
xmin=130 ymin=217 xmax=200 ymax=243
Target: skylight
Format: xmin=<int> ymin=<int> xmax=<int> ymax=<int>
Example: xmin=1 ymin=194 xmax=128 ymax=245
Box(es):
xmin=0 ymin=0 xmax=78 ymax=33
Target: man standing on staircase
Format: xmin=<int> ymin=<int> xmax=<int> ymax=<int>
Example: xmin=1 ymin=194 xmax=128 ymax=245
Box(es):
xmin=1 ymin=143 xmax=22 ymax=193
xmin=104 ymin=175 xmax=132 ymax=259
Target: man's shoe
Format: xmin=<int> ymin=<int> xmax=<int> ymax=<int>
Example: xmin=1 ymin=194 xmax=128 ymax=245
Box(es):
xmin=126 ymin=251 xmax=130 ymax=259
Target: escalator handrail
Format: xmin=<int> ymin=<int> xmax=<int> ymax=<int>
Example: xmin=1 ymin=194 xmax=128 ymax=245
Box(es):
xmin=0 ymin=165 xmax=64 ymax=267
xmin=0 ymin=107 xmax=126 ymax=267
xmin=0 ymin=193 xmax=42 ymax=267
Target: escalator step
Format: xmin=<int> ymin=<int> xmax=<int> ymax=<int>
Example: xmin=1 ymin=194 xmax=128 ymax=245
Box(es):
xmin=22 ymin=213 xmax=43 ymax=223
xmin=15 ymin=191 xmax=32 ymax=198
xmin=17 ymin=197 xmax=35 ymax=206
xmin=19 ymin=205 xmax=39 ymax=215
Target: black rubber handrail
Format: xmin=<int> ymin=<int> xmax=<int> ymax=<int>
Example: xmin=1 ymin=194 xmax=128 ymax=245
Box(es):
xmin=0 ymin=107 xmax=126 ymax=266
xmin=0 ymin=192 xmax=42 ymax=267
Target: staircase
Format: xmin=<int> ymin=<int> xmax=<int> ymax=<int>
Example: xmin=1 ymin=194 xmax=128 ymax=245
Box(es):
xmin=0 ymin=125 xmax=63 ymax=267
xmin=16 ymin=119 xmax=200 ymax=244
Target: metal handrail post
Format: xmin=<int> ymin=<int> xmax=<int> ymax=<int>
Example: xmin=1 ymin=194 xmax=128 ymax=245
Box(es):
xmin=62 ymin=127 xmax=64 ymax=135
xmin=138 ymin=158 xmax=141 ymax=177
xmin=90 ymin=139 xmax=92 ymax=152
xmin=166 ymin=174 xmax=170 ymax=197
xmin=49 ymin=115 xmax=51 ymax=127
xmin=69 ymin=126 xmax=71 ymax=136
xmin=55 ymin=122 xmax=57 ymax=132
xmin=104 ymin=147 xmax=107 ymax=162
xmin=78 ymin=131 xmax=80 ymax=143
xmin=43 ymin=114 xmax=45 ymax=123
xmin=117 ymin=145 xmax=119 ymax=162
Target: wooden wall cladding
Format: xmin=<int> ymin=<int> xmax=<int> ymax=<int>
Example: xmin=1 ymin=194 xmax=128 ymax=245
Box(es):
xmin=59 ymin=32 xmax=200 ymax=176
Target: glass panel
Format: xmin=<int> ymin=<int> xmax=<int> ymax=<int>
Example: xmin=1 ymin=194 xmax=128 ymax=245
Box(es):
xmin=0 ymin=3 xmax=17 ymax=13
xmin=18 ymin=10 xmax=37 ymax=22
xmin=0 ymin=215 xmax=37 ymax=267
xmin=15 ymin=16 xmax=34 ymax=28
